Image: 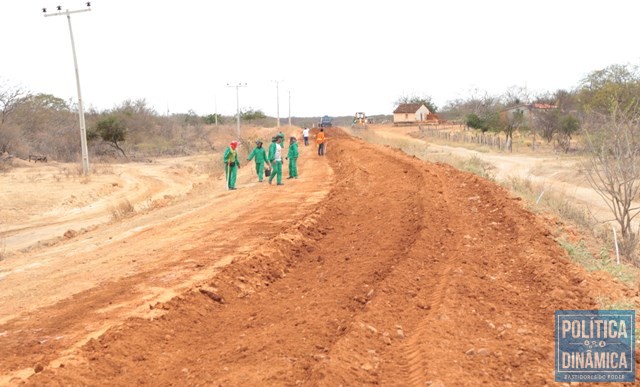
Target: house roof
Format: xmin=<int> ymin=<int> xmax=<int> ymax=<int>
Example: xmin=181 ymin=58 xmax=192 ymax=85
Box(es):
xmin=506 ymin=103 xmax=557 ymax=112
xmin=393 ymin=103 xmax=426 ymax=114
xmin=531 ymin=103 xmax=557 ymax=110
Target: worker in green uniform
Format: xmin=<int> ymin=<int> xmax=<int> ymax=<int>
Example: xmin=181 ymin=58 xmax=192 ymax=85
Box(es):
xmin=278 ymin=131 xmax=285 ymax=149
xmin=223 ymin=140 xmax=240 ymax=190
xmin=268 ymin=136 xmax=277 ymax=164
xmin=247 ymin=140 xmax=270 ymax=182
xmin=268 ymin=136 xmax=284 ymax=185
xmin=286 ymin=136 xmax=299 ymax=179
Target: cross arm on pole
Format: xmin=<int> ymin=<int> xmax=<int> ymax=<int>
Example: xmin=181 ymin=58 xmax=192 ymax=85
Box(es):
xmin=44 ymin=8 xmax=91 ymax=18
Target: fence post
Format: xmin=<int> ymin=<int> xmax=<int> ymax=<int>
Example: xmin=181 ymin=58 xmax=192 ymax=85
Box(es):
xmin=612 ymin=226 xmax=620 ymax=265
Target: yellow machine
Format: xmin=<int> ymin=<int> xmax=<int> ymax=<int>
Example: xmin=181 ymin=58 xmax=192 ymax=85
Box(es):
xmin=352 ymin=112 xmax=368 ymax=130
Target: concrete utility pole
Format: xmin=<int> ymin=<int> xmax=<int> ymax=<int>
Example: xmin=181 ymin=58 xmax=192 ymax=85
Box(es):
xmin=273 ymin=80 xmax=283 ymax=129
xmin=226 ymin=83 xmax=247 ymax=139
xmin=43 ymin=3 xmax=92 ymax=175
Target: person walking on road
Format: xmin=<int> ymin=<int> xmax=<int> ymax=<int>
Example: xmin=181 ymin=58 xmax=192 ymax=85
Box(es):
xmin=223 ymin=140 xmax=241 ymax=190
xmin=302 ymin=127 xmax=310 ymax=146
xmin=286 ymin=136 xmax=299 ymax=179
xmin=268 ymin=136 xmax=284 ymax=185
xmin=317 ymin=128 xmax=326 ymax=156
xmin=247 ymin=140 xmax=270 ymax=182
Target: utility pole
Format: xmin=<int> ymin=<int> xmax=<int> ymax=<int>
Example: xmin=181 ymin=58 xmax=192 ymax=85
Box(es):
xmin=43 ymin=2 xmax=92 ymax=175
xmin=273 ymin=80 xmax=283 ymax=129
xmin=288 ymin=90 xmax=291 ymax=127
xmin=226 ymin=83 xmax=247 ymax=139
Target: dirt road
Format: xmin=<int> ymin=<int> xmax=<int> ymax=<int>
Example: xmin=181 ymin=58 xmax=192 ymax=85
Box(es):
xmin=1 ymin=130 xmax=637 ymax=385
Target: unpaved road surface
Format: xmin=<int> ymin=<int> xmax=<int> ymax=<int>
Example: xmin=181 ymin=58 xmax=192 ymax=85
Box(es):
xmin=1 ymin=130 xmax=638 ymax=385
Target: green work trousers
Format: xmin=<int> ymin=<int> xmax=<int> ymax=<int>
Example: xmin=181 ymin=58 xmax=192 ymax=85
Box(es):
xmin=225 ymin=164 xmax=238 ymax=189
xmin=288 ymin=158 xmax=298 ymax=178
xmin=269 ymin=160 xmax=283 ymax=184
xmin=255 ymin=161 xmax=266 ymax=181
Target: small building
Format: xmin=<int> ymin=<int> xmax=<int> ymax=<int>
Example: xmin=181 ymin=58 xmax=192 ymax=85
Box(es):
xmin=503 ymin=103 xmax=557 ymax=127
xmin=393 ymin=103 xmax=432 ymax=125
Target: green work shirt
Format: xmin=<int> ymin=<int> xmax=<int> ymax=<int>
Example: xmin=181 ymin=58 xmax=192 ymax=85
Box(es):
xmin=287 ymin=142 xmax=299 ymax=159
xmin=223 ymin=147 xmax=239 ymax=166
xmin=248 ymin=147 xmax=268 ymax=163
xmin=268 ymin=142 xmax=277 ymax=161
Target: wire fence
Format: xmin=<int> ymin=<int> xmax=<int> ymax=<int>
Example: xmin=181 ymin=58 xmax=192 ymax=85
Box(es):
xmin=418 ymin=124 xmax=509 ymax=151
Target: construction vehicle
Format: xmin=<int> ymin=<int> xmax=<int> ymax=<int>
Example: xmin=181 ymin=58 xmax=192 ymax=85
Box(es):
xmin=352 ymin=112 xmax=368 ymax=130
xmin=319 ymin=115 xmax=332 ymax=128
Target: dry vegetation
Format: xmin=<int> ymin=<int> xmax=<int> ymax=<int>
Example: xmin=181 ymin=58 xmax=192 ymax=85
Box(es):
xmin=0 ymin=83 xmax=276 ymax=168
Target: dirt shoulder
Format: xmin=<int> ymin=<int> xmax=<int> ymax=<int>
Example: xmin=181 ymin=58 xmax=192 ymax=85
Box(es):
xmin=11 ymin=129 xmax=638 ymax=386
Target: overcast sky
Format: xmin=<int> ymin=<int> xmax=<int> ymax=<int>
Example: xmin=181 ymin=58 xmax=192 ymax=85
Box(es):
xmin=2 ymin=0 xmax=639 ymax=117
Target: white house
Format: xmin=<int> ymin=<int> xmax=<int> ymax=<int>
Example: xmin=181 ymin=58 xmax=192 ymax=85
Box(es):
xmin=393 ymin=103 xmax=431 ymax=125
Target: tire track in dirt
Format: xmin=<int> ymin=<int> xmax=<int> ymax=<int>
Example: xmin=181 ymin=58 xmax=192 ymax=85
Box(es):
xmin=18 ymin=129 xmax=640 ymax=386
xmin=400 ymin=167 xmax=468 ymax=387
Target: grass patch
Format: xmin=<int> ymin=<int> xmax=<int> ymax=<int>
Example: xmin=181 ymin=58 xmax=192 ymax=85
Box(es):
xmin=558 ymin=238 xmax=637 ymax=286
xmin=594 ymin=295 xmax=636 ymax=310
xmin=460 ymin=155 xmax=495 ymax=180
xmin=110 ymin=199 xmax=136 ymax=221
xmin=502 ymin=176 xmax=595 ymax=230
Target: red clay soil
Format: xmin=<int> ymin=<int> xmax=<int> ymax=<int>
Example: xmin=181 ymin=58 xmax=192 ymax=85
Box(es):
xmin=5 ymin=130 xmax=640 ymax=385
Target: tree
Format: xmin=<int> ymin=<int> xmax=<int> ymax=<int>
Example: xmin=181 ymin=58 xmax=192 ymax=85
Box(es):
xmin=241 ymin=108 xmax=266 ymax=120
xmin=184 ymin=109 xmax=200 ymax=125
xmin=502 ymin=85 xmax=531 ymax=108
xmin=0 ymin=81 xmax=26 ymax=125
xmin=204 ymin=113 xmax=224 ymax=125
xmin=395 ymin=94 xmax=438 ymax=113
xmin=466 ymin=113 xmax=486 ymax=132
xmin=584 ymin=104 xmax=640 ymax=262
xmin=442 ymin=89 xmax=500 ymax=123
xmin=91 ymin=116 xmax=128 ymax=158
xmin=0 ymin=81 xmax=27 ymax=153
xmin=556 ymin=114 xmax=579 ymax=153
xmin=465 ymin=113 xmax=500 ymax=133
xmin=579 ymin=64 xmax=640 ymax=116
xmin=500 ymin=108 xmax=525 ymax=152
xmin=26 ymin=93 xmax=69 ymax=112
xmin=581 ymin=64 xmax=640 ymax=262
xmin=536 ymin=108 xmax=560 ymax=143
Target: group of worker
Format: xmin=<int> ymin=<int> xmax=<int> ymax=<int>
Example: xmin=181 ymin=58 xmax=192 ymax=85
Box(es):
xmin=222 ymin=127 xmax=327 ymax=190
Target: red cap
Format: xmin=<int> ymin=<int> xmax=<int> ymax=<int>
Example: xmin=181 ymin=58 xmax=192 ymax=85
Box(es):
xmin=230 ymin=141 xmax=238 ymax=149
